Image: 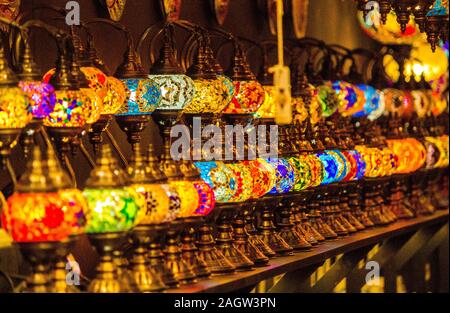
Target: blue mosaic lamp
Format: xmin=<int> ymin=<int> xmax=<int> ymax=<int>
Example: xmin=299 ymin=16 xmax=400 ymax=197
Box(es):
xmin=266 ymin=158 xmax=295 ymax=194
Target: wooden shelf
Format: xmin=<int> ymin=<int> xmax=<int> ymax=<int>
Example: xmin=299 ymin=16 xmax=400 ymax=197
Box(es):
xmin=168 ymin=210 xmax=449 ymax=293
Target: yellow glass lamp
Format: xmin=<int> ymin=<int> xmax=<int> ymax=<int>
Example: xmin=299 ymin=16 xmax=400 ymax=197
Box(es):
xmin=255 ymin=85 xmax=276 ymax=119
xmin=0 ymin=47 xmax=32 ymax=168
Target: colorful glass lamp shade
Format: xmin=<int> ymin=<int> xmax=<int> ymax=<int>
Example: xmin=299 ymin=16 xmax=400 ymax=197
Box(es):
xmin=225 ymin=162 xmax=254 ymax=202
xmin=18 ymin=81 xmax=56 ymax=119
xmin=148 ymin=74 xmax=195 ymax=111
xmin=317 ymin=152 xmax=340 ymax=185
xmin=255 ymin=85 xmax=276 ymax=119
xmin=83 ymin=144 xmax=143 ymax=233
xmin=288 ymin=156 xmax=312 ymax=191
xmin=242 ymin=158 xmax=276 ymax=199
xmin=195 ymin=161 xmax=237 ymax=203
xmin=192 ymin=180 xmax=216 ymax=216
xmin=266 ymin=158 xmax=295 ymax=194
xmin=353 ymin=84 xmax=383 ymax=119
xmin=330 ymin=81 xmax=366 ymax=117
xmin=2 ymin=147 xmax=82 ymax=242
xmin=115 ymin=78 xmax=161 ymax=116
xmin=303 ymin=154 xmax=324 ymax=187
xmin=317 ymin=84 xmax=340 ymax=117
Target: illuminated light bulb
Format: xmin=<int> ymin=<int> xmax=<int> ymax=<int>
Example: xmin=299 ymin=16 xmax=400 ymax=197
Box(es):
xmin=1 ymin=147 xmax=77 ymax=242
xmin=266 ymin=158 xmax=296 ymax=194
xmin=194 ymin=161 xmax=237 ymax=203
xmin=288 ymin=155 xmax=312 ymax=191
xmin=316 ymin=84 xmax=340 ymax=117
xmin=18 ymin=81 xmax=56 ymax=120
xmin=192 ymin=180 xmax=216 ymax=216
xmin=116 ymin=78 xmax=162 ymax=116
xmin=353 ymin=84 xmax=383 ymax=119
xmin=330 ymin=81 xmax=366 ymax=117
xmin=225 ymin=162 xmax=253 ymax=202
xmin=102 ymin=76 xmax=127 ymax=115
xmin=44 ymin=89 xmax=86 ymax=128
xmin=303 ymin=154 xmax=324 ymax=187
xmin=148 ymin=75 xmax=195 ymax=111
xmin=223 ymin=80 xmax=266 ymax=114
xmin=0 ymin=86 xmax=32 ymax=128
xmin=242 ymin=158 xmax=276 ymax=199
xmin=254 ymin=85 xmax=276 ymax=119
xmin=82 ymin=144 xmax=143 ymax=233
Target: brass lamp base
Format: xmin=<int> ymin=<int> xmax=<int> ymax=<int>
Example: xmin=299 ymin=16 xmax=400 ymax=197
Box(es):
xmin=88 ymin=114 xmax=112 ymax=155
xmin=20 ymin=118 xmax=44 ymax=159
xmin=129 ymin=225 xmax=167 ymax=292
xmin=276 ymin=197 xmax=312 ymax=250
xmin=87 ymin=232 xmax=130 ymax=293
xmin=257 ymin=197 xmax=293 ymax=256
xmin=0 ymin=128 xmax=22 ymax=168
xmin=196 ymin=222 xmax=236 ymax=275
xmin=245 ymin=205 xmax=277 ymax=257
xmin=46 ymin=126 xmax=84 ymax=157
xmin=215 ymin=206 xmax=254 ymax=271
xmin=165 ymin=220 xmax=197 ymax=285
xmin=308 ymin=195 xmax=338 ymax=240
xmin=147 ymin=223 xmax=179 ymax=288
xmin=233 ymin=205 xmax=269 ymax=266
xmin=181 ymin=217 xmax=211 ymax=279
xmin=115 ymin=114 xmax=151 ymax=151
xmin=49 ymin=236 xmax=80 ymax=293
xmin=16 ymin=241 xmax=59 ymax=293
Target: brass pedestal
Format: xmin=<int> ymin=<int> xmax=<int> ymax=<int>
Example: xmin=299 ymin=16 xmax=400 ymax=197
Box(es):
xmin=164 ymin=220 xmax=197 ymax=285
xmin=245 ymin=205 xmax=276 ymax=257
xmin=88 ymin=114 xmax=112 ymax=155
xmin=181 ymin=217 xmax=211 ymax=279
xmin=216 ymin=206 xmax=254 ymax=271
xmin=128 ymin=226 xmax=166 ymax=292
xmin=291 ymin=206 xmax=319 ymax=245
xmin=233 ymin=205 xmax=269 ymax=266
xmin=308 ymin=195 xmax=338 ymax=240
xmin=147 ymin=223 xmax=179 ymax=288
xmin=49 ymin=237 xmax=80 ymax=293
xmin=87 ymin=232 xmax=130 ymax=293
xmin=257 ymin=197 xmax=293 ymax=256
xmin=276 ymin=196 xmax=312 ymax=250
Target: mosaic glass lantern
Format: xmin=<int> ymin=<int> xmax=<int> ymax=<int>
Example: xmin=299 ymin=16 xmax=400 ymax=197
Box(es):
xmin=225 ymin=162 xmax=253 ymax=202
xmin=255 ymin=85 xmax=276 ymax=119
xmin=266 ymin=158 xmax=296 ymax=194
xmin=316 ymin=84 xmax=340 ymax=117
xmin=224 ymin=80 xmax=266 ymax=114
xmin=341 ymin=151 xmax=358 ymax=182
xmin=115 ymin=78 xmax=162 ymax=116
xmin=169 ymin=180 xmax=200 ymax=218
xmin=82 ymin=145 xmax=143 ymax=233
xmin=288 ymin=156 xmax=312 ymax=191
xmin=192 ymin=180 xmax=216 ymax=216
xmin=242 ymin=158 xmax=276 ymax=198
xmin=148 ymin=74 xmax=195 ymax=111
xmin=44 ymin=90 xmax=86 ymax=128
xmin=0 ymin=86 xmax=31 ymax=128
xmin=195 ymin=161 xmax=237 ymax=203
xmin=303 ymin=154 xmax=324 ymax=187
xmin=18 ymin=81 xmax=56 ymax=120
xmin=1 ymin=147 xmax=79 ymax=242
xmin=183 ymin=77 xmax=232 ymax=114
xmin=327 ymin=150 xmax=349 ymax=183
xmin=317 ymin=152 xmax=340 ymax=185
xmin=102 ymin=76 xmax=127 ymax=115
xmin=353 ymin=84 xmax=383 ymax=119
xmin=330 ymin=81 xmax=366 ymax=117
